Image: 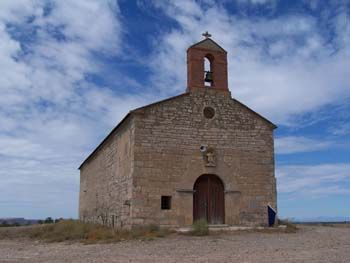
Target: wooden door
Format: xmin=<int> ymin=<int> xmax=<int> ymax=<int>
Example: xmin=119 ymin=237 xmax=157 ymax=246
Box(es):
xmin=193 ymin=174 xmax=224 ymax=224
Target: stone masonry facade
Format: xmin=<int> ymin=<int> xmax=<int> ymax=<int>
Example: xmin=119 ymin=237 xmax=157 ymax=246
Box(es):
xmin=79 ymin=117 xmax=135 ymax=229
xmin=79 ymin=37 xmax=277 ymax=229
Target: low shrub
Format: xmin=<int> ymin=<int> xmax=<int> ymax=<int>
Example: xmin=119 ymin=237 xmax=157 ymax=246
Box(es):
xmin=191 ymin=219 xmax=209 ymax=236
xmin=278 ymin=219 xmax=298 ymax=233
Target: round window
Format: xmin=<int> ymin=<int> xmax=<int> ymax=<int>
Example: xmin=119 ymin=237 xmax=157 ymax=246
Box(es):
xmin=203 ymin=107 xmax=215 ymax=119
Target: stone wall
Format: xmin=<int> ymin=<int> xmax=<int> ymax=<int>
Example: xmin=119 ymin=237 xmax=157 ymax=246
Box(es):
xmin=131 ymin=88 xmax=276 ymax=227
xmin=79 ymin=118 xmax=135 ymax=229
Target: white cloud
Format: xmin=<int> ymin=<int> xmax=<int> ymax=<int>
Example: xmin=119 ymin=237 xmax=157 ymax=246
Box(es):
xmin=34 ymin=1 xmax=121 ymax=53
xmin=0 ymin=0 xmax=123 ymax=110
xmin=0 ymin=0 xmax=149 ymax=218
xmin=329 ymin=122 xmax=350 ymax=136
xmin=148 ymin=0 xmax=350 ymax=125
xmin=0 ymin=0 xmax=41 ymax=22
xmin=276 ymin=164 xmax=350 ymax=196
xmin=234 ymin=0 xmax=278 ymax=8
xmin=0 ymin=157 xmax=79 ymax=218
xmin=238 ymin=0 xmax=276 ymax=4
xmin=0 ymin=136 xmax=54 ymax=159
xmin=275 ymin=136 xmax=332 ymax=154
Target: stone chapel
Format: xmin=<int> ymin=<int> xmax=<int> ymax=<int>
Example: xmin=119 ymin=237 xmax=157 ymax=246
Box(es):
xmin=79 ymin=34 xmax=277 ymax=229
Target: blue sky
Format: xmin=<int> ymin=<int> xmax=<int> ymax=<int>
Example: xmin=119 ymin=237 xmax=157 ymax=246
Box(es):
xmin=0 ymin=0 xmax=349 ymax=220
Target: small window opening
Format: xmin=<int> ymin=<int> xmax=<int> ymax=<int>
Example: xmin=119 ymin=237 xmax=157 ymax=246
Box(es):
xmin=204 ymin=57 xmax=213 ymax=87
xmin=161 ymin=196 xmax=172 ymax=210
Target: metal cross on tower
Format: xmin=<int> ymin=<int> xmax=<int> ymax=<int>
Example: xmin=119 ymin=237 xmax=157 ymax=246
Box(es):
xmin=202 ymin=31 xmax=212 ymax=38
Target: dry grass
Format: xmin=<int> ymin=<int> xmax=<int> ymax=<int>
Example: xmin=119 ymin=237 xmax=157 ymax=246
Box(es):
xmin=0 ymin=220 xmax=170 ymax=243
xmin=0 ymin=225 xmax=35 ymax=239
xmin=0 ymin=218 xmax=313 ymax=244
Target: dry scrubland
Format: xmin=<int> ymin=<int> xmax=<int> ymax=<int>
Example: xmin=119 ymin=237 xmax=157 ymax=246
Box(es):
xmin=0 ymin=221 xmax=350 ymax=263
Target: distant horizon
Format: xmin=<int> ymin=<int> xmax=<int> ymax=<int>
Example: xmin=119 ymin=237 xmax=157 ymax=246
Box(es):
xmin=2 ymin=216 xmax=350 ymax=223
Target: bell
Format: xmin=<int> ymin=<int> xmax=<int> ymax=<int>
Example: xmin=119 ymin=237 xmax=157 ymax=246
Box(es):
xmin=204 ymin=71 xmax=213 ymax=82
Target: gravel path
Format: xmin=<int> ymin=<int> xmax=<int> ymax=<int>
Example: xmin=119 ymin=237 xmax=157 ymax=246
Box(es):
xmin=1 ymin=226 xmax=349 ymax=263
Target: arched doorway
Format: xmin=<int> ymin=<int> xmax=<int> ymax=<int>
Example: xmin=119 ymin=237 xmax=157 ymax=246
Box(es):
xmin=193 ymin=174 xmax=224 ymax=224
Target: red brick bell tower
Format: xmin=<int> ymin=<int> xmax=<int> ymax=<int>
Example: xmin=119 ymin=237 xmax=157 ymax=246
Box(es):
xmin=187 ymin=32 xmax=229 ymax=93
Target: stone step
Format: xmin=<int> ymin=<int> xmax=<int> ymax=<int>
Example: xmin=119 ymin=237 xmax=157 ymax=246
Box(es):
xmin=176 ymin=225 xmax=285 ymax=233
xmin=208 ymin=224 xmax=229 ymax=229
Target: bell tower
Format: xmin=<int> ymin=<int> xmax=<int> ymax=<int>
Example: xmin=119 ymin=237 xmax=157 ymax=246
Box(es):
xmin=187 ymin=32 xmax=229 ymax=93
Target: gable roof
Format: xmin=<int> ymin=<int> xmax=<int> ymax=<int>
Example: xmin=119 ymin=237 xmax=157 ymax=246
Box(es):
xmin=231 ymin=98 xmax=277 ymax=129
xmin=188 ymin=38 xmax=227 ymax=53
xmin=78 ymin=93 xmax=190 ymax=169
xmin=78 ymin=112 xmax=132 ymax=170
xmin=78 ymin=91 xmax=276 ymax=169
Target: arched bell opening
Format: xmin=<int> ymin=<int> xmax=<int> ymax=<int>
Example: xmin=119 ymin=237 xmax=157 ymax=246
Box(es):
xmin=204 ymin=55 xmax=214 ymax=87
xmin=193 ymin=174 xmax=225 ymax=224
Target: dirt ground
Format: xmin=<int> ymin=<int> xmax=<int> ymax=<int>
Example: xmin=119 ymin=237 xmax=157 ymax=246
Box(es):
xmin=0 ymin=225 xmax=349 ymax=263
